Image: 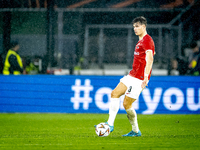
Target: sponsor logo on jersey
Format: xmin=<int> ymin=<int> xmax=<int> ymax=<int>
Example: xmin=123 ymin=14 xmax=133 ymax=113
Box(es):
xmin=134 ymin=51 xmax=139 ymax=55
xmin=136 ymin=43 xmax=140 ymax=49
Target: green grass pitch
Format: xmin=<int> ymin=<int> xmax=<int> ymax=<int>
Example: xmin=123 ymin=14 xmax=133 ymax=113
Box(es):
xmin=0 ymin=113 xmax=199 ymax=150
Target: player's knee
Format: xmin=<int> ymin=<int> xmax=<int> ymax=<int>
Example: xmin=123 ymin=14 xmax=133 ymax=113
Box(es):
xmin=111 ymin=90 xmax=120 ymax=98
xmin=123 ymin=101 xmax=131 ymax=110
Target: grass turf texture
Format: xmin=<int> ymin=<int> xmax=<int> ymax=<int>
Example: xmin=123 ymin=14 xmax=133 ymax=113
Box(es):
xmin=0 ymin=114 xmax=199 ymax=150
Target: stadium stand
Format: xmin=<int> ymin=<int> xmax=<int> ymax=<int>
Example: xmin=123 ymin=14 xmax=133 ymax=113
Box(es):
xmin=0 ymin=0 xmax=195 ymax=8
xmin=0 ymin=0 xmax=199 ymax=75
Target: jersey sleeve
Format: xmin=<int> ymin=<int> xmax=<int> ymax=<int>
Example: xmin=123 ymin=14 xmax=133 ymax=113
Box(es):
xmin=143 ymin=36 xmax=154 ymax=53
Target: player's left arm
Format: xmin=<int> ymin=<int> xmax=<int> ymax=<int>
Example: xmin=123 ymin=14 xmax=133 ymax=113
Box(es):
xmin=141 ymin=50 xmax=154 ymax=89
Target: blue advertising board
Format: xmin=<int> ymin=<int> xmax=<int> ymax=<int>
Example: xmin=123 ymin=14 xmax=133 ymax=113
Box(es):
xmin=0 ymin=75 xmax=199 ymax=114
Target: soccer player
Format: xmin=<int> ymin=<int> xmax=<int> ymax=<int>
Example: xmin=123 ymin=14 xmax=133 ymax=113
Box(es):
xmin=106 ymin=16 xmax=155 ymax=137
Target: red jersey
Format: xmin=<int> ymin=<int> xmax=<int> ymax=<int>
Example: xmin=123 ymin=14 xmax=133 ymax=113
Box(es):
xmin=129 ymin=34 xmax=155 ymax=80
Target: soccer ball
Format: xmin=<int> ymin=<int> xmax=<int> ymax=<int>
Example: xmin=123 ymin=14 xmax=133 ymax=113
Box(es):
xmin=95 ymin=122 xmax=110 ymax=137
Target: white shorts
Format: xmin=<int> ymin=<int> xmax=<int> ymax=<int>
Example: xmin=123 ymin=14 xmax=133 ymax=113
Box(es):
xmin=120 ymin=75 xmax=143 ymax=99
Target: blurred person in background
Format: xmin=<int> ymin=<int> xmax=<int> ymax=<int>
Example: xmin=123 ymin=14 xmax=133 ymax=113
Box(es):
xmin=3 ymin=41 xmax=25 ymax=75
xmin=170 ymin=58 xmax=179 ymax=75
xmin=170 ymin=56 xmax=188 ymax=76
xmin=188 ymin=41 xmax=200 ymax=75
xmin=0 ymin=51 xmax=5 ymax=74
